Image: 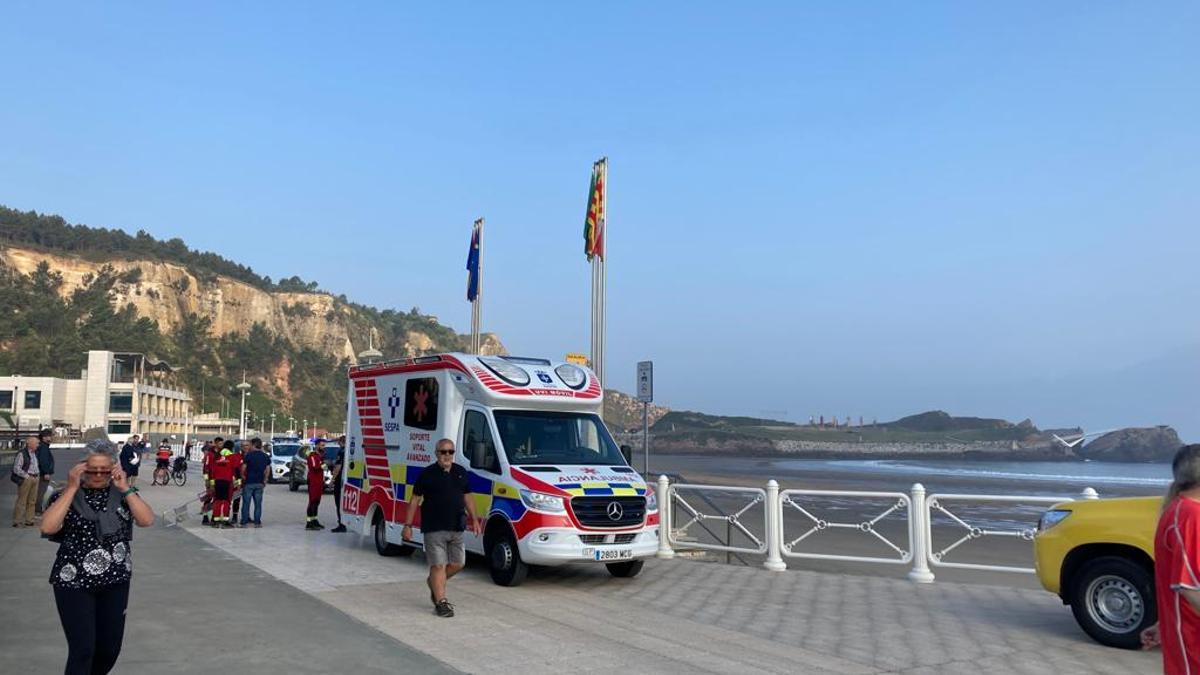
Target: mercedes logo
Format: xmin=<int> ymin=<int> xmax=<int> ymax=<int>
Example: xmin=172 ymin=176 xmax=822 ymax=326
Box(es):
xmin=606 ymin=501 xmax=624 ymax=521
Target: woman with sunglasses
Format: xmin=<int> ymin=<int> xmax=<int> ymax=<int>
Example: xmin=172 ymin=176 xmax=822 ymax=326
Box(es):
xmin=41 ymin=439 xmax=155 ymax=675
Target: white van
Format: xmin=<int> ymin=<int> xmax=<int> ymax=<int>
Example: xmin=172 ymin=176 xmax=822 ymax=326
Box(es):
xmin=340 ymin=353 xmax=659 ymax=586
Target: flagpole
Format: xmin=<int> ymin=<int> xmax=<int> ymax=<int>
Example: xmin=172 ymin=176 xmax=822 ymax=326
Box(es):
xmin=477 ymin=218 xmax=484 ymax=353
xmin=598 ymin=158 xmax=607 ymax=389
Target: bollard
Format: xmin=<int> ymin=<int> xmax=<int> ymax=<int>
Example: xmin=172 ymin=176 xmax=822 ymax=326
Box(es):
xmin=907 ymin=483 xmax=935 ymax=583
xmin=763 ymin=480 xmax=786 ymax=571
xmin=656 ymin=474 xmax=676 ymax=559
xmin=1080 ymin=487 xmax=1099 ymax=501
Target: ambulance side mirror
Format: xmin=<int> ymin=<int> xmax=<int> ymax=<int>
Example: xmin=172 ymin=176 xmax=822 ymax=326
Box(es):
xmin=620 ymin=444 xmax=633 ymax=465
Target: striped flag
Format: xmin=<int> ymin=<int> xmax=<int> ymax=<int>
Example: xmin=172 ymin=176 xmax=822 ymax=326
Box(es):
xmin=466 ymin=220 xmax=481 ymax=301
xmin=584 ymin=159 xmax=606 ymax=261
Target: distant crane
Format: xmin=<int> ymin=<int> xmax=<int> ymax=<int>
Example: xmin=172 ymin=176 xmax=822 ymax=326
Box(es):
xmin=1052 ymin=429 xmax=1120 ymax=449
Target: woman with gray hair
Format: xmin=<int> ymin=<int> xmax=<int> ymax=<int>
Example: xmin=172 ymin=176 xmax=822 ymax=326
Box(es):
xmin=40 ymin=439 xmax=155 ymax=675
xmin=1141 ymin=444 xmax=1200 ymax=672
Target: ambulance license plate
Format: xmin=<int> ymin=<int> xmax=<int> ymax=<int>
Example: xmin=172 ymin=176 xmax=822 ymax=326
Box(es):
xmin=591 ymin=548 xmax=633 ymax=562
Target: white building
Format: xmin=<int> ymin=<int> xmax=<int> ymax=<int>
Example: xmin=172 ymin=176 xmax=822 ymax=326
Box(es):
xmin=0 ymin=351 xmax=192 ymax=443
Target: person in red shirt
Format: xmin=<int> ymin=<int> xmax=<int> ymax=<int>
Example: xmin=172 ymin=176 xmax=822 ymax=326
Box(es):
xmin=1143 ymin=444 xmax=1200 ymax=673
xmin=305 ymin=440 xmax=327 ymax=530
xmin=209 ymin=442 xmax=237 ymax=528
xmin=200 ymin=438 xmax=222 ymax=525
xmin=228 ymin=441 xmax=246 ymax=524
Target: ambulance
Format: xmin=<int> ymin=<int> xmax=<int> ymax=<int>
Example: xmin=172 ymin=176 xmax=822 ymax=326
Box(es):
xmin=340 ymin=353 xmax=660 ymax=586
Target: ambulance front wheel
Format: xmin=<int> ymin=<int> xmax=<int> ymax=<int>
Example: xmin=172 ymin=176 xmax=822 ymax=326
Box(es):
xmin=486 ymin=527 xmax=528 ymax=587
xmin=374 ymin=513 xmax=413 ymax=557
xmin=606 ymin=560 xmax=644 ymax=578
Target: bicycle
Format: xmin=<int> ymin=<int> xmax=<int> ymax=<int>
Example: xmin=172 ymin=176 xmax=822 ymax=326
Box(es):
xmin=152 ymin=461 xmax=171 ymax=486
xmin=171 ymin=457 xmax=188 ymax=487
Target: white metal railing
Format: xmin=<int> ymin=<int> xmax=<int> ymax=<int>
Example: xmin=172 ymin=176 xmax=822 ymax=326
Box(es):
xmin=778 ymin=489 xmax=913 ymax=565
xmin=923 ymin=492 xmax=1084 ymax=574
xmin=667 ymin=483 xmax=769 ymax=556
xmin=653 ymin=476 xmax=1100 ymax=582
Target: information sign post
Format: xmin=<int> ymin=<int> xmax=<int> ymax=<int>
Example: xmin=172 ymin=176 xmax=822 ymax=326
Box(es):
xmin=637 ymin=361 xmax=653 ymax=474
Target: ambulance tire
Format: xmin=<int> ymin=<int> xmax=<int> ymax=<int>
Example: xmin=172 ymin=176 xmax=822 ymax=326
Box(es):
xmin=486 ymin=527 xmax=528 ymax=587
xmin=606 ymin=560 xmax=644 ymax=578
xmin=374 ymin=513 xmax=411 ymax=557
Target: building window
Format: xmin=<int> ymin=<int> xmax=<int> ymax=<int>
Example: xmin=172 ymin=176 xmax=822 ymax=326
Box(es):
xmin=0 ymin=390 xmax=11 ymax=410
xmin=24 ymin=390 xmax=41 ymax=410
xmin=109 ymin=393 xmax=133 ymax=413
xmin=107 ymin=420 xmax=132 ymax=434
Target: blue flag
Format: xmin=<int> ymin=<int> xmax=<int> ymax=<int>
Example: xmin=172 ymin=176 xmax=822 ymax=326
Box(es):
xmin=466 ymin=223 xmax=480 ymax=302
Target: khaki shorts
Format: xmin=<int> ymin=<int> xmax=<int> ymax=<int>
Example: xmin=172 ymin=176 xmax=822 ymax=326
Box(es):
xmin=424 ymin=530 xmax=465 ymax=567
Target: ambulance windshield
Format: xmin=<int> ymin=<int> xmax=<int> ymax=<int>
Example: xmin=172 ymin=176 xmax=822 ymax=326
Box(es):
xmin=492 ymin=410 xmax=625 ymax=467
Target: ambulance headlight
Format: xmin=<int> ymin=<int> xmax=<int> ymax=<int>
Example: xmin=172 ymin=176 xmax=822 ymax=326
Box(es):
xmin=480 ymin=357 xmax=531 ymax=386
xmin=645 ymin=490 xmax=658 ymax=512
xmin=519 ymin=489 xmax=565 ymax=513
xmin=554 ymin=364 xmax=587 ymax=390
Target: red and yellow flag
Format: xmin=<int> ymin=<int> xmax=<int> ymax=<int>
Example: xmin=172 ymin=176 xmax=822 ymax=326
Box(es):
xmin=583 ymin=158 xmax=606 ymax=261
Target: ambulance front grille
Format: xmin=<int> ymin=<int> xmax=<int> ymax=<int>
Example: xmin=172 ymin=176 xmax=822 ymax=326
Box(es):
xmin=579 ymin=533 xmax=637 ymax=545
xmin=570 ymin=496 xmax=646 ymax=528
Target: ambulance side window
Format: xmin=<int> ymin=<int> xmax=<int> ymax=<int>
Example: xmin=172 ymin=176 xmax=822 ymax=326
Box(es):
xmin=404 ymin=378 xmax=439 ymax=431
xmin=464 ymin=410 xmax=499 ymax=474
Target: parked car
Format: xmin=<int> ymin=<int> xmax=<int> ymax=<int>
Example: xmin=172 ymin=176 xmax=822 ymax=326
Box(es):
xmin=288 ymin=443 xmax=340 ymax=493
xmin=1033 ymin=495 xmax=1159 ymax=649
xmin=268 ymin=441 xmax=301 ymax=484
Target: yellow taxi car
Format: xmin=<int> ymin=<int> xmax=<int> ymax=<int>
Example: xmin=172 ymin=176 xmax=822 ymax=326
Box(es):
xmin=1034 ymin=495 xmax=1159 ymax=649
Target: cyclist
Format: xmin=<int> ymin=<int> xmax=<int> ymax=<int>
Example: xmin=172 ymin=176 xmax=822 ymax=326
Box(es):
xmin=155 ymin=441 xmax=172 ymax=468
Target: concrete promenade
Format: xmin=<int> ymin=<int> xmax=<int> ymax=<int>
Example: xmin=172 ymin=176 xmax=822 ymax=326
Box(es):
xmin=3 ymin=454 xmax=1159 ymax=673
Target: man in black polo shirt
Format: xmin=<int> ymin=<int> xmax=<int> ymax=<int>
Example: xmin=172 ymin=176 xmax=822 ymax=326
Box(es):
xmin=402 ymin=438 xmax=481 ymax=618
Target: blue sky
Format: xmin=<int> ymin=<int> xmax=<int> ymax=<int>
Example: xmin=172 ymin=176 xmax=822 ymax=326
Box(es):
xmin=2 ymin=3 xmax=1198 ymax=438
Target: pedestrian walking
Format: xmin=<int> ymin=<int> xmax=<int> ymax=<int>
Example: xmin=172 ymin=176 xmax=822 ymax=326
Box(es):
xmin=11 ymin=435 xmax=41 ymax=527
xmin=35 ymin=428 xmax=55 ymax=515
xmin=330 ymin=435 xmax=347 ymax=533
xmin=401 ymin=439 xmax=481 ymax=617
xmin=118 ymin=435 xmax=142 ymax=487
xmin=239 ymin=438 xmax=270 ymax=527
xmin=41 ymin=439 xmax=155 ymax=675
xmin=305 ymin=439 xmax=327 ymax=530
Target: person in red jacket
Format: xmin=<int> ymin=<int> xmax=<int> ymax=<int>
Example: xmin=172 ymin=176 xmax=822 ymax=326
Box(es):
xmin=228 ymin=441 xmax=246 ymax=525
xmin=210 ymin=442 xmax=237 ymax=528
xmin=200 ymin=438 xmax=223 ymax=525
xmin=305 ymin=439 xmax=327 ymax=530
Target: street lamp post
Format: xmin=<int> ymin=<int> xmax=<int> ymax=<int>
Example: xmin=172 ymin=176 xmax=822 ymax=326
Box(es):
xmin=12 ymin=374 xmax=20 ymax=447
xmin=269 ymin=412 xmax=276 ymax=439
xmin=303 ymin=418 xmax=307 ymax=440
xmin=236 ymin=372 xmax=251 ymax=439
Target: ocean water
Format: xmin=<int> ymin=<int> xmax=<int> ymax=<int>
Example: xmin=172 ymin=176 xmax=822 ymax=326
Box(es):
xmin=773 ymin=458 xmax=1172 ymax=488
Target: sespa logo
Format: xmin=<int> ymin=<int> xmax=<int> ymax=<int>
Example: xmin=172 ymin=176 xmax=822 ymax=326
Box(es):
xmin=535 ymin=371 xmax=555 ymax=385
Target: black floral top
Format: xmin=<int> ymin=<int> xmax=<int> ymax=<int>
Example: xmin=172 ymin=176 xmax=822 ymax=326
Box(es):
xmin=47 ymin=488 xmax=134 ymax=589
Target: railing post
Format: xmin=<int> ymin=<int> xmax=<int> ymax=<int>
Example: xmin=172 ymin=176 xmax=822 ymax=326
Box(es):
xmin=656 ymin=474 xmax=675 ymax=559
xmin=1080 ymin=487 xmax=1099 ymax=500
xmin=763 ymin=479 xmax=786 ymax=571
xmin=907 ymin=483 xmax=935 ymax=583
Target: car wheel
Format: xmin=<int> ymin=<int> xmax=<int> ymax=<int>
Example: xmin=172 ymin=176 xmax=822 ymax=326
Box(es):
xmin=606 ymin=560 xmax=644 ymax=578
xmin=1069 ymin=556 xmax=1156 ymax=649
xmin=486 ymin=525 xmax=528 ymax=587
xmin=374 ymin=514 xmax=410 ymax=557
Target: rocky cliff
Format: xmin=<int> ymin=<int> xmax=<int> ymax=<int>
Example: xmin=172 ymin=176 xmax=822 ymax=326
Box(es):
xmin=1080 ymin=426 xmax=1183 ymax=463
xmin=0 ymin=246 xmax=504 ymax=363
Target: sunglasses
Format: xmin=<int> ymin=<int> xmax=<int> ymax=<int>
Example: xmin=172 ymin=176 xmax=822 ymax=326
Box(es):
xmin=436 ymin=450 xmax=455 ymax=456
xmin=84 ymin=469 xmax=113 ymax=475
